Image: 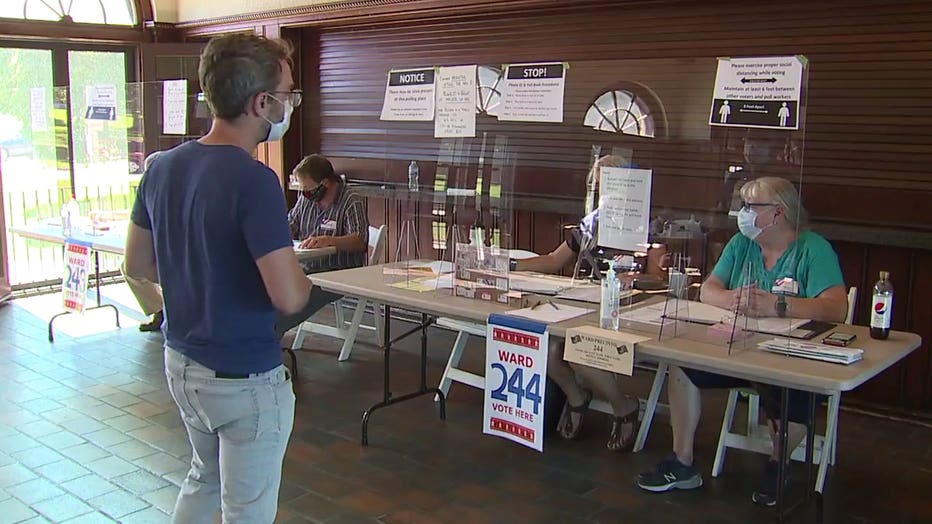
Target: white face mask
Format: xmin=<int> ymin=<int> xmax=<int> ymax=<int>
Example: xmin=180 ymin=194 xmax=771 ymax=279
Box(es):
xmin=737 ymin=207 xmax=776 ymax=240
xmin=261 ymin=96 xmax=293 ymax=142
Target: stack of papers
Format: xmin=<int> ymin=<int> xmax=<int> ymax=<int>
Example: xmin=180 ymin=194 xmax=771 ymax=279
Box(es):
xmin=757 ymin=338 xmax=863 ymax=365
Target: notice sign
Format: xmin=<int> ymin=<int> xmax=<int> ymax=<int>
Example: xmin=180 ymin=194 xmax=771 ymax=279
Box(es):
xmin=30 ymin=87 xmax=47 ymax=132
xmin=709 ymin=56 xmax=804 ymax=130
xmin=434 ymin=65 xmax=477 ymax=138
xmin=597 ymin=167 xmax=652 ymax=252
xmin=564 ymin=325 xmax=648 ymax=376
xmin=62 ymin=240 xmax=92 ymax=314
xmin=85 ymin=84 xmax=117 ymax=121
xmin=484 ymin=314 xmax=549 ymax=452
xmin=380 ymin=68 xmax=436 ymax=121
xmin=162 ymin=79 xmax=188 ymax=135
xmin=499 ymin=62 xmax=566 ymax=123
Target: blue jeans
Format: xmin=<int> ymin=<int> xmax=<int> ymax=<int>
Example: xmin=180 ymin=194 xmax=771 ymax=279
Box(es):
xmin=164 ymin=346 xmax=295 ymax=523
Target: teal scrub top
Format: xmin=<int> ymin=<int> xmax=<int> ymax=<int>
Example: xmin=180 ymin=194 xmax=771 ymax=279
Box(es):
xmin=711 ymin=231 xmax=844 ymax=299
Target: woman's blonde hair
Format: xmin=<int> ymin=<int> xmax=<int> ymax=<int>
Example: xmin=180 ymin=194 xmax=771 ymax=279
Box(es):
xmin=740 ymin=176 xmax=808 ymax=229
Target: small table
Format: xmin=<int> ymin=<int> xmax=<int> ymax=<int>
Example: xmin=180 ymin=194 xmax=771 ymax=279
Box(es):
xmin=11 ymin=222 xmax=336 ymax=342
xmin=12 ymin=222 xmax=127 ymax=342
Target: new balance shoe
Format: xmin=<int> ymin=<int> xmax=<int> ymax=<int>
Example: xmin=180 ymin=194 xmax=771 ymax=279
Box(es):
xmin=636 ymin=456 xmax=703 ymax=492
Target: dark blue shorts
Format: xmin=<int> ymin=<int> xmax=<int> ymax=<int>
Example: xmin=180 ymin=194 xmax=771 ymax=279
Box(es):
xmin=681 ymin=368 xmax=817 ymax=425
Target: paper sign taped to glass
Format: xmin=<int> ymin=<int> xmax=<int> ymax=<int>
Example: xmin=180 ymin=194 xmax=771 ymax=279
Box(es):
xmin=563 ymin=325 xmax=650 ymax=376
xmin=597 ymin=167 xmax=653 ymax=252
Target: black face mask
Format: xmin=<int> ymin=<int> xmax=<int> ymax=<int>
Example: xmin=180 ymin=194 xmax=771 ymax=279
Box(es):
xmin=301 ymin=184 xmax=326 ymax=201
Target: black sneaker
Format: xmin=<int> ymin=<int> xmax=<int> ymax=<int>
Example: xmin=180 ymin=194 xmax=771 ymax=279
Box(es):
xmin=636 ymin=456 xmax=703 ymax=492
xmin=752 ymin=459 xmax=790 ymax=507
xmin=139 ymin=310 xmax=163 ymax=332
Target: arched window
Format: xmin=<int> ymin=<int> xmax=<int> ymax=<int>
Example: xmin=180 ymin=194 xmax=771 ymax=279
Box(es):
xmin=584 ymin=89 xmax=656 ymax=137
xmin=0 ymin=0 xmax=137 ymax=25
xmin=477 ymin=65 xmax=503 ymax=117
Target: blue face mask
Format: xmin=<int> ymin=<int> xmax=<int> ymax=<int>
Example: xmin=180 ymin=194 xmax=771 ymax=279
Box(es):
xmin=737 ymin=208 xmax=763 ymax=239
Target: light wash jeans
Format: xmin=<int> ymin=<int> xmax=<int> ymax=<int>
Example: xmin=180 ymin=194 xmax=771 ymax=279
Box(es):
xmin=164 ymin=346 xmax=295 ymax=524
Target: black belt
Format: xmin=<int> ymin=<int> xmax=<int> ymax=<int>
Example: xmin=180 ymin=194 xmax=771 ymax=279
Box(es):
xmin=215 ymin=370 xmax=290 ymax=380
xmin=215 ymin=372 xmax=251 ymax=379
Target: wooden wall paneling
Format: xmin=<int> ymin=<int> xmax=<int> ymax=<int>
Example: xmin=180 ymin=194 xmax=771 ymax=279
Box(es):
xmin=849 ymin=247 xmax=913 ymax=407
xmin=312 ymin=1 xmax=932 ymax=231
xmin=907 ymin=252 xmax=932 ymax=411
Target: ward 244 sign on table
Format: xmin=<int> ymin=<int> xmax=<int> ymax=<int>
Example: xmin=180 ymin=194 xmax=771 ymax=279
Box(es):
xmin=483 ymin=314 xmax=549 ymax=452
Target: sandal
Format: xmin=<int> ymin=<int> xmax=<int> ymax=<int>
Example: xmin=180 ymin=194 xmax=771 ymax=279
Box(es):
xmin=607 ymin=405 xmax=639 ymax=452
xmin=557 ymin=389 xmax=592 ymax=440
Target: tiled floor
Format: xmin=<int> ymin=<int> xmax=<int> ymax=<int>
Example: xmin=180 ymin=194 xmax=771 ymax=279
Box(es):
xmin=0 ymin=284 xmax=929 ymax=523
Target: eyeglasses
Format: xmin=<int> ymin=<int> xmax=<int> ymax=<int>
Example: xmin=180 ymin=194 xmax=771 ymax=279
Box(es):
xmin=268 ymin=90 xmax=303 ymax=108
xmin=740 ymin=201 xmax=779 ymax=211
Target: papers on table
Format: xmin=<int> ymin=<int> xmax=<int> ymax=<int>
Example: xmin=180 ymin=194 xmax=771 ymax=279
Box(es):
xmin=508 ymin=273 xmax=577 ymax=295
xmin=555 ymin=285 xmax=636 ymax=305
xmin=758 ymin=338 xmax=863 ymax=365
xmin=409 ymin=260 xmax=454 ymax=274
xmin=505 ymin=303 xmax=593 ymax=324
xmin=618 ymin=300 xmax=810 ymax=336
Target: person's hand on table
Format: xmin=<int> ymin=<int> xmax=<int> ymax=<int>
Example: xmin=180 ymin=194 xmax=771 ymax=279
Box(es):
xmin=299 ymin=236 xmax=335 ymax=249
xmin=734 ymin=286 xmax=778 ymax=317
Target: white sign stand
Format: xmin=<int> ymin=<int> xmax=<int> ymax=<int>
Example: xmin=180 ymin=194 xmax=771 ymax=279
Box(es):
xmin=484 ymin=314 xmax=549 ymax=451
xmin=62 ymin=240 xmax=92 ymax=314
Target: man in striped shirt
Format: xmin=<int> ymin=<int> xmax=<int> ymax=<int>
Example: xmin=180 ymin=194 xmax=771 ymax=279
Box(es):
xmin=274 ymin=154 xmax=369 ymax=338
xmin=288 ymin=154 xmax=368 ymax=273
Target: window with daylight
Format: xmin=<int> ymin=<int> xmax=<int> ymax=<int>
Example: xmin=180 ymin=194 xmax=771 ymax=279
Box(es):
xmin=0 ymin=0 xmax=137 ymax=25
xmin=477 ymin=65 xmax=503 ymax=116
xmin=584 ymin=89 xmax=655 ymax=137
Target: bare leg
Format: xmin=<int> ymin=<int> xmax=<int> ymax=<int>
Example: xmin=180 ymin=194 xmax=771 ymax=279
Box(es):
xmin=569 ymin=363 xmax=637 ymax=416
xmin=668 ymin=366 xmax=702 ymax=466
xmin=548 ymin=340 xmax=590 ymax=439
xmin=547 ymin=340 xmax=585 ymax=405
xmin=571 ymin=363 xmax=639 ymax=451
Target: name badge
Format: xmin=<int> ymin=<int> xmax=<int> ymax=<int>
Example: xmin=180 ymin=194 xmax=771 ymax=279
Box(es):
xmin=320 ymin=219 xmax=337 ymax=231
xmin=771 ymin=277 xmax=799 ymax=296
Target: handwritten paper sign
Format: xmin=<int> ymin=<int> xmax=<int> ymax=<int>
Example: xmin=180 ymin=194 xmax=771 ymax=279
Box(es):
xmin=597 ymin=167 xmax=653 ymax=251
xmin=499 ymin=62 xmax=566 ymax=123
xmin=62 ymin=240 xmax=92 ymax=314
xmin=709 ymin=56 xmax=804 ymax=129
xmin=162 ymin=79 xmax=188 ymax=135
xmin=30 ymin=87 xmax=47 ymax=132
xmin=380 ymin=68 xmax=436 ymax=121
xmin=434 ymin=65 xmax=477 ymax=138
xmin=484 ymin=314 xmax=549 ymax=451
xmin=564 ymin=325 xmax=648 ymax=376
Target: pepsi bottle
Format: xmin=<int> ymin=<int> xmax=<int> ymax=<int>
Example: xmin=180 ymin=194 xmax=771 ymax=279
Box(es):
xmin=869 ymin=271 xmax=893 ymax=340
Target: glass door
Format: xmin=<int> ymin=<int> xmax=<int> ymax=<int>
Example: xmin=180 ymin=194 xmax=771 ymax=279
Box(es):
xmin=0 ymin=47 xmax=57 ymax=288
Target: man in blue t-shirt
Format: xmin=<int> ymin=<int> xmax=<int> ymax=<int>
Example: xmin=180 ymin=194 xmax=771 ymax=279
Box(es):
xmin=125 ymin=34 xmax=313 ymax=523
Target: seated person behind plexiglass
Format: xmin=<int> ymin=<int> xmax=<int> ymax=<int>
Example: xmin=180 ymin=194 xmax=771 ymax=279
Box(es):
xmin=513 ymin=155 xmax=641 ymax=452
xmin=636 ymin=176 xmax=847 ymax=508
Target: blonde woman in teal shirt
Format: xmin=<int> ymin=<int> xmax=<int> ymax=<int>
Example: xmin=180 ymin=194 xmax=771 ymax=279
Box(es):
xmin=638 ymin=177 xmax=848 ymax=508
